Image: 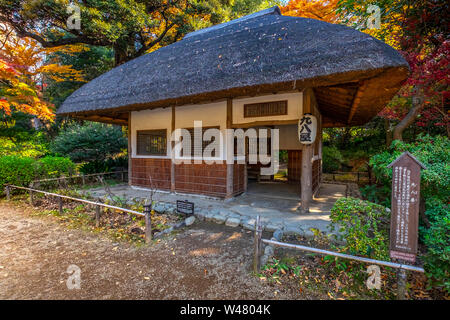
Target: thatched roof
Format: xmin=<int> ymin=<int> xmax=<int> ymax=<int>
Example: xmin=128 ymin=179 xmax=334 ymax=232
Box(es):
xmin=57 ymin=6 xmax=409 ymax=127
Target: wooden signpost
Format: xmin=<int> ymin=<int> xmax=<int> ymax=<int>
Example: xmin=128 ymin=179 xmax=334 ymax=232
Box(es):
xmin=387 ymin=151 xmax=426 ymax=263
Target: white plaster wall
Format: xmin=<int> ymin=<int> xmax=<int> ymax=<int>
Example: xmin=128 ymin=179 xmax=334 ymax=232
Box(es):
xmin=232 ymin=92 xmax=303 ymax=125
xmin=175 ymin=101 xmax=227 ymax=161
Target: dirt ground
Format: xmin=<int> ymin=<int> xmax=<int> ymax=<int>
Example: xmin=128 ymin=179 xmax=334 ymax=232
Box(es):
xmin=0 ymin=202 xmax=314 ymax=300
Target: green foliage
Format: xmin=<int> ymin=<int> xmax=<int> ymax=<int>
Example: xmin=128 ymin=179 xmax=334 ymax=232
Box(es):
xmin=367 ymin=134 xmax=450 ymax=292
xmin=79 ymin=156 xmax=128 ymax=174
xmin=322 ymin=145 xmax=344 ymax=173
xmin=370 ymin=135 xmax=450 ymax=202
xmin=0 ymin=156 xmax=38 ymax=189
xmin=330 ymin=197 xmax=391 ymax=260
xmin=37 ymin=156 xmax=76 ymax=178
xmin=360 ymin=184 xmax=391 ymax=207
xmin=50 ymin=122 xmax=127 ymax=163
xmin=0 ymin=155 xmax=76 ymax=189
xmin=421 ymin=197 xmax=450 ymax=293
xmin=0 ymin=136 xmax=48 ymax=158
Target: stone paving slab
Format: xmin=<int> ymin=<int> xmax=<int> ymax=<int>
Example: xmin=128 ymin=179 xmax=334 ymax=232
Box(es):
xmin=81 ymin=183 xmax=346 ymax=238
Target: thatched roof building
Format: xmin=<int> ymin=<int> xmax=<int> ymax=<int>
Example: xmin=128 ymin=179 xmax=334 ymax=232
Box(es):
xmin=58 ymin=6 xmax=409 ymax=127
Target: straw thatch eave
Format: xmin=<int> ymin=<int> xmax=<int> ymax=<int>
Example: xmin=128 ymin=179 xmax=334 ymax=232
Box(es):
xmin=57 ymin=6 xmax=409 ymax=127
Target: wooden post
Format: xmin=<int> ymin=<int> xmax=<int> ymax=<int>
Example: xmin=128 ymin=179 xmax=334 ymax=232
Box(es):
xmin=171 ymin=105 xmax=176 ymax=193
xmin=144 ymin=202 xmax=152 ymax=243
xmin=300 ymin=89 xmax=314 ymax=213
xmin=81 ymin=174 xmax=86 ymax=186
xmin=226 ymin=98 xmax=234 ymax=198
xmin=253 ymin=215 xmax=262 ymax=273
xmin=128 ymin=111 xmax=132 ymax=186
xmin=5 ymin=185 xmax=10 ymax=200
xmin=397 ymin=268 xmax=407 ymax=300
xmin=58 ymin=196 xmax=63 ymax=214
xmin=95 ymin=205 xmax=101 ymax=227
xmin=29 ymin=183 xmax=35 ymax=206
xmin=121 ymin=171 xmax=125 ymax=182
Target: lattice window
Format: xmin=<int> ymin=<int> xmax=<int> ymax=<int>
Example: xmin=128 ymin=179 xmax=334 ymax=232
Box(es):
xmin=136 ymin=129 xmax=167 ymax=156
xmin=181 ymin=126 xmax=220 ymax=157
xmin=244 ymin=100 xmax=288 ymax=118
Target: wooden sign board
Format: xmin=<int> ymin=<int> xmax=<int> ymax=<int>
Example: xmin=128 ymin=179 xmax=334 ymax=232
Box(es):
xmin=177 ymin=200 xmax=195 ymax=215
xmin=387 ymin=152 xmax=426 ymax=263
xmin=298 ymin=113 xmax=317 ymax=144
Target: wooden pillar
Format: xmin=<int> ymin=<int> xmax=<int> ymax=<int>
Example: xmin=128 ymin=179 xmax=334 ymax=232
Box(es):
xmin=301 ymin=89 xmax=313 ymax=213
xmin=226 ymin=98 xmax=234 ymax=198
xmin=128 ymin=111 xmax=132 ymax=186
xmin=171 ymin=105 xmax=176 ymax=193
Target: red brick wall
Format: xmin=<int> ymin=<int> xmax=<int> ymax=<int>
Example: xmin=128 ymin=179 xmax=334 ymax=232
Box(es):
xmin=131 ymin=159 xmax=250 ymax=198
xmin=174 ymin=162 xmax=227 ymax=197
xmin=131 ymin=158 xmax=171 ymax=190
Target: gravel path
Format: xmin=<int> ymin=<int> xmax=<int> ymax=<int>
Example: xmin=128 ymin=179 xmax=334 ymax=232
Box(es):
xmin=0 ymin=202 xmax=311 ymax=300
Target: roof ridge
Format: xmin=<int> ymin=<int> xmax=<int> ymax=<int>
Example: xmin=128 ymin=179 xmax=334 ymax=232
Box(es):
xmin=184 ymin=6 xmax=281 ymax=40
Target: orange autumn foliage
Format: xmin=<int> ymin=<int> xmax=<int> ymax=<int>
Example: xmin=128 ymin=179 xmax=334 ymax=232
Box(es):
xmin=281 ymin=0 xmax=340 ymax=23
xmin=0 ymin=26 xmax=86 ymax=121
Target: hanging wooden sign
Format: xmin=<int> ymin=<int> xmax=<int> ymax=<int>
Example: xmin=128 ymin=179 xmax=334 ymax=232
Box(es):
xmin=387 ymin=151 xmax=426 ymax=263
xmin=298 ymin=113 xmax=317 ymax=144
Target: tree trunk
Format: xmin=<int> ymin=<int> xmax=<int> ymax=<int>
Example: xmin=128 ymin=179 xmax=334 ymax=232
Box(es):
xmin=392 ymin=89 xmax=424 ymax=142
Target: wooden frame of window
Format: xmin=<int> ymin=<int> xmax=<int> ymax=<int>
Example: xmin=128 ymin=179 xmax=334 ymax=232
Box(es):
xmin=136 ymin=129 xmax=167 ymax=156
xmin=244 ymin=100 xmax=288 ymax=118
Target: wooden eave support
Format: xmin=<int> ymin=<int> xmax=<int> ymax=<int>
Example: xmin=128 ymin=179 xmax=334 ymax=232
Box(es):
xmin=347 ymin=81 xmax=367 ymax=125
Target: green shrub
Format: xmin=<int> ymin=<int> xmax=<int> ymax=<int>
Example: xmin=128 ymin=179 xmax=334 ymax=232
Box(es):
xmin=322 ymin=146 xmax=344 ymax=173
xmin=0 ymin=156 xmax=38 ymax=189
xmin=0 ymin=155 xmax=76 ymax=190
xmin=37 ymin=156 xmax=76 ymax=178
xmin=50 ymin=122 xmax=127 ymax=163
xmin=330 ymin=197 xmax=390 ymax=260
xmin=421 ymin=197 xmax=450 ymax=293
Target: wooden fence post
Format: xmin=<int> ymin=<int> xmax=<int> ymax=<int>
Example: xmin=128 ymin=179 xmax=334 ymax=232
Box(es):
xmin=253 ymin=215 xmax=262 ymax=273
xmin=58 ymin=196 xmax=63 ymax=214
xmin=144 ymin=201 xmax=152 ymax=244
xmin=29 ymin=183 xmax=35 ymax=206
xmin=95 ymin=205 xmax=101 ymax=227
xmin=121 ymin=171 xmax=125 ymax=182
xmin=5 ymin=185 xmax=10 ymax=200
xmin=81 ymin=174 xmax=86 ymax=186
xmin=397 ymin=268 xmax=407 ymax=300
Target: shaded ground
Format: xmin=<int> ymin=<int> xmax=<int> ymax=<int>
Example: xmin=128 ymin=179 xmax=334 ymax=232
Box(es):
xmin=0 ymin=201 xmax=316 ymax=300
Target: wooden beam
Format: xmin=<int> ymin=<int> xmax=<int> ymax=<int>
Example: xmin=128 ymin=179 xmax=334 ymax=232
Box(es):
xmin=75 ymin=114 xmax=128 ymax=126
xmin=171 ymin=105 xmax=176 ymax=193
xmin=231 ymin=119 xmax=298 ymax=129
xmin=347 ymin=81 xmax=367 ymax=124
xmin=226 ymin=98 xmax=234 ymax=199
xmin=128 ymin=112 xmax=132 ymax=186
xmin=301 ymin=88 xmax=313 ymax=213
